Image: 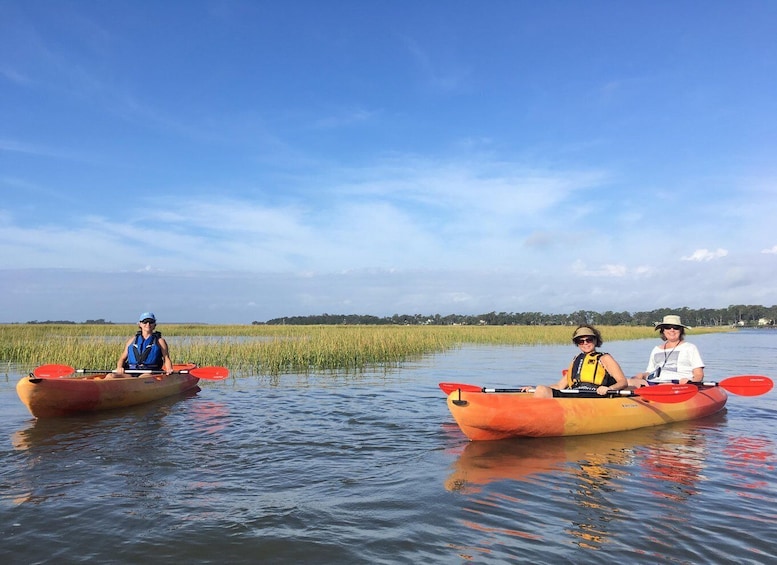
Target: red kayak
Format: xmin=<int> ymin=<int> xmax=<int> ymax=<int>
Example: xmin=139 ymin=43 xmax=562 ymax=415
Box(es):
xmin=16 ymin=363 xmax=201 ymax=418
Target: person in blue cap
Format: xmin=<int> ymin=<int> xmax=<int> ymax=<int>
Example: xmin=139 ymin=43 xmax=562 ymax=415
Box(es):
xmin=112 ymin=312 xmax=173 ymax=376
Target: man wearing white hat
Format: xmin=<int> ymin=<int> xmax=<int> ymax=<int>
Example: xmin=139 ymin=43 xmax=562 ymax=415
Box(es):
xmin=630 ymin=314 xmax=705 ymax=387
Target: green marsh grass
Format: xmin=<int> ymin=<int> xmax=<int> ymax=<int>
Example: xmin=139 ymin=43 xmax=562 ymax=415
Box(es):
xmin=1 ymin=323 xmax=732 ymax=376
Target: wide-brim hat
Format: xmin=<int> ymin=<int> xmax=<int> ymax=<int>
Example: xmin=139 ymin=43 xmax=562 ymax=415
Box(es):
xmin=655 ymin=314 xmax=690 ymax=330
xmin=572 ymin=326 xmax=597 ymax=340
xmin=138 ymin=312 xmax=156 ymax=322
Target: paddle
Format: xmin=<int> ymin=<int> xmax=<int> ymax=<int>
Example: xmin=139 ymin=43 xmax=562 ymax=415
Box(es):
xmin=656 ymin=375 xmax=773 ymax=396
xmin=32 ymin=364 xmax=230 ymax=380
xmin=439 ymin=382 xmax=481 ymax=395
xmin=696 ymin=375 xmax=773 ymax=396
xmin=439 ymin=382 xmax=698 ymax=403
xmin=440 ymin=368 xmax=660 ymax=396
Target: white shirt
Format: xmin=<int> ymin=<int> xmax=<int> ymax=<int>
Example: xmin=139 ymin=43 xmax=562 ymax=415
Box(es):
xmin=646 ymin=341 xmax=704 ymax=382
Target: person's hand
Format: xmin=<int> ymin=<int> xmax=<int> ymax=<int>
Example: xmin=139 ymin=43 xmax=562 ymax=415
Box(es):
xmin=597 ymin=385 xmax=609 ymax=396
xmin=115 ymin=367 xmax=125 ymax=375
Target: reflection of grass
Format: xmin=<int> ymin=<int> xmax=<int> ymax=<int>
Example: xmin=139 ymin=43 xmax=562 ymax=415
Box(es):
xmin=1 ymin=324 xmax=731 ymax=375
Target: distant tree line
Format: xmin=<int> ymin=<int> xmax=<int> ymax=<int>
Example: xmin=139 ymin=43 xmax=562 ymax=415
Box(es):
xmin=258 ymin=305 xmax=777 ymax=327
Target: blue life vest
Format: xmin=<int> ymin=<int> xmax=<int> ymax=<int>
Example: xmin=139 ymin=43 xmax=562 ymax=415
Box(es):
xmin=126 ymin=331 xmax=163 ymax=370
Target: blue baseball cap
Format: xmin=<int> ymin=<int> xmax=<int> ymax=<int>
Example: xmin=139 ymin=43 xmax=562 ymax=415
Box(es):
xmin=138 ymin=312 xmax=156 ymax=322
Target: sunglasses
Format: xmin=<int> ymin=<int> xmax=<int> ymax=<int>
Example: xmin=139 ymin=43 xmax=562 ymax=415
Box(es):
xmin=140 ymin=320 xmax=156 ymax=324
xmin=575 ymin=337 xmax=595 ymax=344
xmin=662 ymin=325 xmax=682 ymax=331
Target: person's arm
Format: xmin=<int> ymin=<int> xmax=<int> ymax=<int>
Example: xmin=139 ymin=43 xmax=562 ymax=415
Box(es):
xmin=677 ymin=343 xmax=705 ymax=383
xmin=688 ymin=344 xmax=704 ymax=382
xmin=548 ymin=370 xmax=570 ymax=390
xmin=157 ymin=337 xmax=173 ymax=374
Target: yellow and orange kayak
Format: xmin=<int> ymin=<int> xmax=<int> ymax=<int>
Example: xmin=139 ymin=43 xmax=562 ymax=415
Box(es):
xmin=16 ymin=363 xmax=200 ymax=418
xmin=445 ymin=386 xmax=728 ymax=440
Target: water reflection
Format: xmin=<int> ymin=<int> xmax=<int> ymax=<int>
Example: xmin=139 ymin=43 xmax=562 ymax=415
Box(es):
xmin=445 ymin=416 xmax=730 ymax=552
xmin=641 ymin=429 xmax=708 ymax=501
xmin=722 ymin=435 xmax=776 ymax=499
xmin=7 ymin=388 xmax=206 ymax=507
xmin=567 ymin=444 xmax=632 ymax=549
xmin=187 ymin=399 xmax=231 ymax=435
xmin=11 ymin=387 xmax=202 ymax=452
xmin=445 ymin=427 xmax=693 ymax=493
xmin=446 ymin=437 xmax=575 ymax=493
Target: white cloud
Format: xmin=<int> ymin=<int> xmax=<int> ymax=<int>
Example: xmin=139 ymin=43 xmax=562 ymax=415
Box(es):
xmin=761 ymin=245 xmax=777 ymax=254
xmin=681 ymin=248 xmax=728 ymax=262
xmin=0 ymin=67 xmax=32 ymax=85
xmin=572 ymin=261 xmax=629 ymax=277
xmin=6 ymin=253 xmax=777 ymax=324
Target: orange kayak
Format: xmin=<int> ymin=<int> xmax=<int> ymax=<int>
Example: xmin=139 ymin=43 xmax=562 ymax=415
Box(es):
xmin=16 ymin=363 xmax=200 ymax=418
xmin=445 ymin=386 xmax=728 ymax=440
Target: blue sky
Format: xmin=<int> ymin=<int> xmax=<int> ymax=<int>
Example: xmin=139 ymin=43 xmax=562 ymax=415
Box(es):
xmin=2 ymin=0 xmax=777 ymax=324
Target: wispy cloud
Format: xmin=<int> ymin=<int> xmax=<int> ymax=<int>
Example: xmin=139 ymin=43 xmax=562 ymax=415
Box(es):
xmin=313 ymin=108 xmax=378 ymax=129
xmin=0 ymin=156 xmax=611 ymax=273
xmin=0 ymin=66 xmax=31 ymax=85
xmin=572 ymin=260 xmax=630 ymax=277
xmin=0 ymin=138 xmax=90 ymax=162
xmin=682 ymin=248 xmax=728 ymax=262
xmin=402 ymin=36 xmax=471 ymax=92
xmin=761 ymin=245 xmax=777 ymax=254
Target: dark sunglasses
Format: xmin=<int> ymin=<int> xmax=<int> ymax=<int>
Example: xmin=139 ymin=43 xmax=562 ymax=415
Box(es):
xmin=140 ymin=320 xmax=156 ymax=324
xmin=575 ymin=337 xmax=595 ymax=344
xmin=662 ymin=325 xmax=682 ymax=331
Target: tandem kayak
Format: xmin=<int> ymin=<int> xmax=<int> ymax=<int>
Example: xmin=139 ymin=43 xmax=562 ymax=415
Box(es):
xmin=16 ymin=363 xmax=201 ymax=418
xmin=442 ymin=384 xmax=728 ymax=440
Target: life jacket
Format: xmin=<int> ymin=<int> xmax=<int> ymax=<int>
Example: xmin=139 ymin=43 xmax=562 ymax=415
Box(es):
xmin=126 ymin=331 xmax=163 ymax=370
xmin=566 ymin=351 xmax=616 ymax=388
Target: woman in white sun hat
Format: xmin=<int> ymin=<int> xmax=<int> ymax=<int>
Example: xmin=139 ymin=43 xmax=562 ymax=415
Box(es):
xmin=629 ymin=314 xmax=705 ymax=387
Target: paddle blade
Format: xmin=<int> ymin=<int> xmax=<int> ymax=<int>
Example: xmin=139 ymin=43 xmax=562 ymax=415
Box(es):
xmin=439 ymin=382 xmax=482 ymax=395
xmin=32 ymin=364 xmax=75 ymax=378
xmin=633 ymin=383 xmax=699 ymax=403
xmin=718 ymin=375 xmax=773 ymax=396
xmin=189 ymin=366 xmax=230 ymax=380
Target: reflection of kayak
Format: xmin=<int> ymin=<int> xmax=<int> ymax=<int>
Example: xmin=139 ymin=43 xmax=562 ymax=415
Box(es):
xmin=16 ymin=364 xmax=200 ymax=418
xmin=446 ymin=436 xmax=574 ymax=491
xmin=445 ymin=422 xmax=716 ymax=492
xmin=446 ymin=433 xmax=638 ymax=491
xmin=445 ymin=387 xmax=727 ymax=440
xmin=11 ymin=386 xmax=202 ymax=451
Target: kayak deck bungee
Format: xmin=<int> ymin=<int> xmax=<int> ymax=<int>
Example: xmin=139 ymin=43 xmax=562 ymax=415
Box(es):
xmin=16 ymin=363 xmax=201 ymax=418
xmin=444 ymin=386 xmax=728 ymax=440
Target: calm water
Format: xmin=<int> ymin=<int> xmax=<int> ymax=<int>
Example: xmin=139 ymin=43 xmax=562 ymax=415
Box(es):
xmin=1 ymin=331 xmax=776 ymax=564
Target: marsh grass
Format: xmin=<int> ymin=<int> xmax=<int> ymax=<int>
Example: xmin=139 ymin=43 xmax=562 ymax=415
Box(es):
xmin=1 ymin=323 xmax=731 ymax=376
